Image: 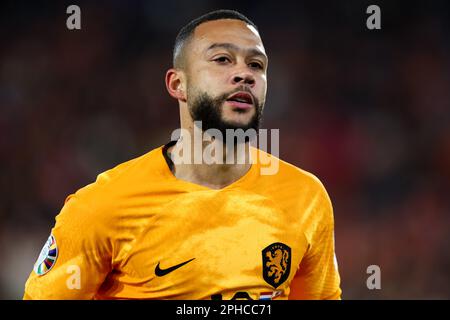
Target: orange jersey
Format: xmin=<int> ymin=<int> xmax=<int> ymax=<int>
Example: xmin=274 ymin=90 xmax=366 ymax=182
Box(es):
xmin=23 ymin=143 xmax=341 ymax=300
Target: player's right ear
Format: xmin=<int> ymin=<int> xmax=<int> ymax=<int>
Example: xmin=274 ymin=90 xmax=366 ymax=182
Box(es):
xmin=165 ymin=69 xmax=187 ymax=102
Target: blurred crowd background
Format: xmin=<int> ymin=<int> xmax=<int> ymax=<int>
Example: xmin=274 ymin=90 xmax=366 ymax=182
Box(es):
xmin=1 ymin=0 xmax=449 ymax=299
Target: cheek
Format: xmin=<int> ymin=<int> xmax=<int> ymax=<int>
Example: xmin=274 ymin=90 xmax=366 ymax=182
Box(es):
xmin=256 ymin=77 xmax=267 ymax=100
xmin=189 ymin=69 xmax=223 ymax=93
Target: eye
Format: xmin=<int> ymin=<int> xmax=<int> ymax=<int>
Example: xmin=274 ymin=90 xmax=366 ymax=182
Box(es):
xmin=214 ymin=56 xmax=231 ymax=64
xmin=249 ymin=61 xmax=263 ymax=70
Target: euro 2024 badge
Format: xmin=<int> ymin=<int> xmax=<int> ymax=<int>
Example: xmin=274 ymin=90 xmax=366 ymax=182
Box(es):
xmin=34 ymin=234 xmax=58 ymax=275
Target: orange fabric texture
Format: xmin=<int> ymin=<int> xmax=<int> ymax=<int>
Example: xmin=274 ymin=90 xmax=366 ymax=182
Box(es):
xmin=24 ymin=145 xmax=341 ymax=300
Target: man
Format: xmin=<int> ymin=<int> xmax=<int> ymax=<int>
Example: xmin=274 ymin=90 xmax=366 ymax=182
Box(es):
xmin=24 ymin=9 xmax=341 ymax=300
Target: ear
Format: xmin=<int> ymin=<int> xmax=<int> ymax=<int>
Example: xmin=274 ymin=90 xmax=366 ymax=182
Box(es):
xmin=165 ymin=68 xmax=187 ymax=102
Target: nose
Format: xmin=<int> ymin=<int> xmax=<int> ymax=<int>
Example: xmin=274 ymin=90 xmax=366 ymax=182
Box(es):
xmin=231 ymin=70 xmax=255 ymax=87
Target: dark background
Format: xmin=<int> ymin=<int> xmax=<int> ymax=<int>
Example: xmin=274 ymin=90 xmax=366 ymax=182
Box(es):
xmin=1 ymin=0 xmax=449 ymax=299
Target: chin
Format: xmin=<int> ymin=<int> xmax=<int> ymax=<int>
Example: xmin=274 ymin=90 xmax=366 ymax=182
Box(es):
xmin=223 ymin=114 xmax=254 ymax=126
xmin=223 ymin=120 xmax=252 ymax=130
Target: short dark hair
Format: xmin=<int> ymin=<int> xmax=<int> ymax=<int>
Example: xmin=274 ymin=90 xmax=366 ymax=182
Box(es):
xmin=173 ymin=9 xmax=258 ymax=69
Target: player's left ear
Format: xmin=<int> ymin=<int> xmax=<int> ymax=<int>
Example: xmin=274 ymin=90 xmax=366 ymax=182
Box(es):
xmin=165 ymin=69 xmax=187 ymax=102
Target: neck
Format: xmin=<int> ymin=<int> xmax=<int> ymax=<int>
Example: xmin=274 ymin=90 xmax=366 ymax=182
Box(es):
xmin=166 ymin=129 xmax=253 ymax=190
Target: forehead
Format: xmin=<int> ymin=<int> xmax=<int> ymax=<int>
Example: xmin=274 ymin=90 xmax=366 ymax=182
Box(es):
xmin=191 ymin=19 xmax=266 ymax=55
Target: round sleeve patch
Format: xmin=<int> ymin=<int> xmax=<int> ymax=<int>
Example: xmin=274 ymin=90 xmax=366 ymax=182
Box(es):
xmin=33 ymin=234 xmax=58 ymax=276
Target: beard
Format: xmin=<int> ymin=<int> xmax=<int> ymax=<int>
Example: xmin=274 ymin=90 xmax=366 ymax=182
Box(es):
xmin=187 ymin=87 xmax=264 ymax=142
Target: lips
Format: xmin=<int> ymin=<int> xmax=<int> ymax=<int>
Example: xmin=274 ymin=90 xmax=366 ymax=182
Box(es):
xmin=226 ymin=91 xmax=254 ymax=109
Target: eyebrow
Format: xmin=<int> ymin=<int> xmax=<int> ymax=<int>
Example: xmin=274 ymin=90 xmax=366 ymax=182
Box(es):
xmin=206 ymin=42 xmax=267 ymax=61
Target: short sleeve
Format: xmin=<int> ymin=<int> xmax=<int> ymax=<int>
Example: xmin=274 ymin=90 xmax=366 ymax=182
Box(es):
xmin=288 ymin=188 xmax=342 ymax=300
xmin=23 ymin=195 xmax=112 ymax=299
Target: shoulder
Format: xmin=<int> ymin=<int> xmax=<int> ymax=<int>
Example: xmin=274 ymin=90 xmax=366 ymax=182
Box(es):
xmin=58 ymin=146 xmax=165 ymax=223
xmin=255 ymin=148 xmax=329 ymax=196
xmin=253 ymin=148 xmax=334 ymax=223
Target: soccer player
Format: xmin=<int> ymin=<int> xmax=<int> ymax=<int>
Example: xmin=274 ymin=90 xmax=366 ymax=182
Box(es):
xmin=23 ymin=9 xmax=341 ymax=300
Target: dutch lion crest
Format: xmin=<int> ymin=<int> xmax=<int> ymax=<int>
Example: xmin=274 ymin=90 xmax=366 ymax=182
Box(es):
xmin=262 ymin=242 xmax=291 ymax=288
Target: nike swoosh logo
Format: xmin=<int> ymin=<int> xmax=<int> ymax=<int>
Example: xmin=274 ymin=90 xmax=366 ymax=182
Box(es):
xmin=155 ymin=258 xmax=195 ymax=277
